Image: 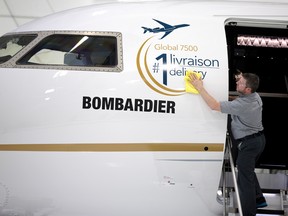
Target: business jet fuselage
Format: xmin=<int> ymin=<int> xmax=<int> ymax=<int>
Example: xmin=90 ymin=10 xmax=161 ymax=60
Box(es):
xmin=0 ymin=1 xmax=287 ymax=216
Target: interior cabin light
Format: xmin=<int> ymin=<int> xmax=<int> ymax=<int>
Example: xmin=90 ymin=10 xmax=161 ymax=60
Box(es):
xmin=237 ymin=35 xmax=288 ymax=48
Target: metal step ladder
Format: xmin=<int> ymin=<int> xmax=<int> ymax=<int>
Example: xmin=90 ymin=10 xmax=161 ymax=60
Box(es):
xmin=219 ymin=133 xmax=288 ymax=216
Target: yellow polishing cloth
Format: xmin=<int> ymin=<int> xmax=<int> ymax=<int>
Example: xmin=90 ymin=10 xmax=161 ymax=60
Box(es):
xmin=184 ymin=70 xmax=202 ymax=94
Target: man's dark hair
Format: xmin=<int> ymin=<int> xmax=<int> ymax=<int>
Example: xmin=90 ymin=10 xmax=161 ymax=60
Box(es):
xmin=242 ymin=73 xmax=259 ymax=93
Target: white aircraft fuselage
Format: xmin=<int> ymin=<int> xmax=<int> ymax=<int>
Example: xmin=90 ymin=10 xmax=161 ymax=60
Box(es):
xmin=0 ymin=1 xmax=287 ymax=216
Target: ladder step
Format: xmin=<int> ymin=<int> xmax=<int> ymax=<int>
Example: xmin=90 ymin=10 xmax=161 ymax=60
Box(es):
xmin=257 ymin=208 xmax=285 ymax=215
xmin=231 ymin=208 xmax=285 ymax=215
xmin=262 ymin=188 xmax=281 ymax=194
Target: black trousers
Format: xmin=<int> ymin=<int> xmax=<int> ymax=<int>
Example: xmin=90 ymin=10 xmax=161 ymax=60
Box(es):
xmin=236 ymin=134 xmax=266 ymax=216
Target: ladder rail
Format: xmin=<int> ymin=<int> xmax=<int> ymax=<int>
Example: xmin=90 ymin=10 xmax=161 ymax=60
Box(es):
xmin=225 ymin=134 xmax=243 ymax=216
xmin=222 ymin=158 xmax=227 ymax=216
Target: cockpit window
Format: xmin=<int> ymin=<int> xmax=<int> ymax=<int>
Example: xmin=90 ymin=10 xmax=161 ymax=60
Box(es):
xmin=0 ymin=34 xmax=37 ymax=63
xmin=18 ymin=34 xmax=118 ymax=67
xmin=0 ymin=31 xmax=123 ymax=72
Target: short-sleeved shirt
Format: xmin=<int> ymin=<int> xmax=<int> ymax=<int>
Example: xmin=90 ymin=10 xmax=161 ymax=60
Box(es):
xmin=220 ymin=92 xmax=263 ymax=140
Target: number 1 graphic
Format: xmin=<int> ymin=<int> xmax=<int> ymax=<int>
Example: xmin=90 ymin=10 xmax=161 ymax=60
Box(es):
xmin=156 ymin=54 xmax=167 ymax=85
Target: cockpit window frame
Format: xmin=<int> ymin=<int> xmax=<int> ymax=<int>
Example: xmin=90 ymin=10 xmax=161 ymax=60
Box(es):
xmin=0 ymin=31 xmax=123 ymax=72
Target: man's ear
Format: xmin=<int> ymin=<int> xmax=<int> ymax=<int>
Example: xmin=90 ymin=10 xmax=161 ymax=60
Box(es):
xmin=245 ymin=87 xmax=252 ymax=93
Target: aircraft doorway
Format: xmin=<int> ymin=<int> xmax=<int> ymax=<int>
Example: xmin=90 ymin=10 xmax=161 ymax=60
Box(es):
xmin=225 ymin=20 xmax=288 ymax=170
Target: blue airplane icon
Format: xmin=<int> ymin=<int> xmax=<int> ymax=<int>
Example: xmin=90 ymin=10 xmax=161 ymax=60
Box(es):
xmin=142 ymin=19 xmax=190 ymax=39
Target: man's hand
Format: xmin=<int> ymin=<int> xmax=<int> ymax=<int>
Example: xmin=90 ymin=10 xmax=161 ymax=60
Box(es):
xmin=189 ymin=72 xmax=203 ymax=92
